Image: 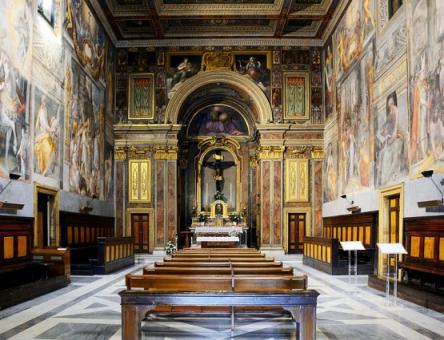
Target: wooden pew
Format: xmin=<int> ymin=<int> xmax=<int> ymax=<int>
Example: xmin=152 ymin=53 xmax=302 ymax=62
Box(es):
xmin=154 ymin=261 xmax=283 ymax=268
xmin=121 ymin=274 xmax=317 ymax=340
xmin=163 ymin=256 xmax=275 ymax=262
xmin=143 ymin=266 xmax=295 ymax=277
xmin=172 ymin=253 xmax=266 ymax=258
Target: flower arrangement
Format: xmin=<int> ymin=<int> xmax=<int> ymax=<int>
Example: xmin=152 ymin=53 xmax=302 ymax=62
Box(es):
xmin=197 ymin=212 xmax=207 ymax=223
xmin=229 ymin=212 xmax=241 ymax=223
xmin=214 ymin=191 xmax=226 ymax=201
xmin=165 ymin=240 xmax=177 ymax=255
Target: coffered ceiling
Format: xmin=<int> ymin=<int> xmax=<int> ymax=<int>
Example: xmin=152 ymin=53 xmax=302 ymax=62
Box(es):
xmin=97 ymin=0 xmax=341 ymax=43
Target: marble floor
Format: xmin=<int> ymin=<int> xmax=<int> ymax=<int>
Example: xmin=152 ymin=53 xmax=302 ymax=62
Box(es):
xmin=0 ymin=254 xmax=443 ymax=340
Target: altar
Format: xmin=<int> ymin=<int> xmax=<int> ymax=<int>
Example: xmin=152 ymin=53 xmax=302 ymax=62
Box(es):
xmin=188 ymin=144 xmax=248 ymax=248
xmin=190 ymin=225 xmax=248 ymax=248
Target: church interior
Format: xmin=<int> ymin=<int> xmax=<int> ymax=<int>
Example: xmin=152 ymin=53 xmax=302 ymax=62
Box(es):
xmin=0 ymin=0 xmax=444 ymax=339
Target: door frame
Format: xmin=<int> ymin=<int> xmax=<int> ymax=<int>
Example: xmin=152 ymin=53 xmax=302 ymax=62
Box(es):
xmin=126 ymin=207 xmax=155 ymax=253
xmin=378 ymin=183 xmax=404 ymax=278
xmin=33 ymin=184 xmax=59 ymax=247
xmin=283 ymin=207 xmax=311 ymax=254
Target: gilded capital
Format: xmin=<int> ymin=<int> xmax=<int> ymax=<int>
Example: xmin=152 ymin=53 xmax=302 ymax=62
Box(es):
xmin=257 ymin=146 xmax=284 ymax=160
xmin=154 ymin=146 xmax=178 ymax=160
xmin=311 ymin=147 xmax=324 ymax=160
xmin=114 ymin=147 xmax=127 ymax=161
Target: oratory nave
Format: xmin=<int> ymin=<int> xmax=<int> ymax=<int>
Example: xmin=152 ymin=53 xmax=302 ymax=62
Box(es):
xmin=0 ymin=0 xmax=443 ymax=339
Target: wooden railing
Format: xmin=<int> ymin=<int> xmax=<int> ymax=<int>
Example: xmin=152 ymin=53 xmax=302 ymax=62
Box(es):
xmin=95 ymin=236 xmax=135 ymax=274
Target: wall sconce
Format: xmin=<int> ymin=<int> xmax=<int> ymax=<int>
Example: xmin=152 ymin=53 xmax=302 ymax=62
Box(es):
xmin=417 ymin=170 xmax=444 ymax=208
xmin=340 ymin=194 xmax=361 ymax=213
xmin=0 ymin=173 xmax=24 ymax=211
xmin=79 ymin=199 xmax=93 ymax=213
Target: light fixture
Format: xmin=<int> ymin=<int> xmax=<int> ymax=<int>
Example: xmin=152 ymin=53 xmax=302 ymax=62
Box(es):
xmin=79 ymin=199 xmax=93 ymax=213
xmin=417 ymin=170 xmax=444 ymax=208
xmin=340 ymin=194 xmax=361 ymax=213
xmin=0 ymin=173 xmax=24 ymax=211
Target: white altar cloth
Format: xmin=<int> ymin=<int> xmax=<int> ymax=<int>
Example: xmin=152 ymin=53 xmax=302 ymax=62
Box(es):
xmin=196 ymin=236 xmax=239 ymax=242
xmin=193 ymin=226 xmax=243 ymax=234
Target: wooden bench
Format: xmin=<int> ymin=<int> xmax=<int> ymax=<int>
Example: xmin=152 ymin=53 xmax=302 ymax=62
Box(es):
xmin=163 ymin=256 xmax=275 ymax=262
xmin=154 ymin=261 xmax=283 ymax=268
xmin=172 ymin=253 xmax=265 ymax=258
xmin=121 ymin=274 xmax=318 ymax=339
xmin=143 ymin=266 xmax=297 ymax=278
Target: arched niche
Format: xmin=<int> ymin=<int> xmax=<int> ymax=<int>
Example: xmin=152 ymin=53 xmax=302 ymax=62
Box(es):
xmin=165 ymin=71 xmax=272 ymax=124
xmin=195 ymin=138 xmax=242 ymax=213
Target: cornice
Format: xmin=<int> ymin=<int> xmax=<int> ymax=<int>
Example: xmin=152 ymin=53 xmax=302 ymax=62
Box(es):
xmin=256 ymin=123 xmax=324 ymax=132
xmin=114 ymin=37 xmax=323 ymax=48
xmin=321 ymin=0 xmax=350 ymax=44
xmin=89 ymin=0 xmax=118 ymax=46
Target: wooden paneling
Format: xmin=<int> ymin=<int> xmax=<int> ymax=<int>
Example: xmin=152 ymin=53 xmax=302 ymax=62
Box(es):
xmin=423 ymin=237 xmax=435 ymax=259
xmin=17 ymin=236 xmax=28 ymax=257
xmin=3 ymin=237 xmax=14 ymax=259
xmin=0 ymin=217 xmax=33 ymax=265
xmin=410 ymin=236 xmax=420 ymax=257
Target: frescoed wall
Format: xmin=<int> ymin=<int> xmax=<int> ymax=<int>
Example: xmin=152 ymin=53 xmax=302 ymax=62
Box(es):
xmin=323 ymin=0 xmax=444 ymax=220
xmin=0 ymin=0 xmax=114 ymax=218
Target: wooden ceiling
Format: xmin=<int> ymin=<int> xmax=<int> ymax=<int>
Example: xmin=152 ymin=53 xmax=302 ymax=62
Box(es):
xmin=98 ymin=0 xmax=340 ymax=42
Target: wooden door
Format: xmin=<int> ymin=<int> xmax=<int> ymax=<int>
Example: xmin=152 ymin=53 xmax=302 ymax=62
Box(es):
xmin=288 ymin=213 xmax=306 ymax=254
xmin=131 ymin=214 xmax=149 ymax=252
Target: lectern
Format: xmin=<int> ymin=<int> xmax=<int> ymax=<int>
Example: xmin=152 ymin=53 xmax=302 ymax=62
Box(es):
xmin=377 ymin=243 xmax=407 ymax=306
xmin=340 ymin=241 xmax=365 ymax=289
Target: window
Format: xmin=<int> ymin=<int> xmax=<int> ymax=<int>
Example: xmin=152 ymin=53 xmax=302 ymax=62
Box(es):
xmin=388 ymin=0 xmax=403 ymax=19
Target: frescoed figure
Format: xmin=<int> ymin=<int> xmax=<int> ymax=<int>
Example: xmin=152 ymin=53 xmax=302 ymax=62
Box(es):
xmin=188 ymin=105 xmax=248 ymax=137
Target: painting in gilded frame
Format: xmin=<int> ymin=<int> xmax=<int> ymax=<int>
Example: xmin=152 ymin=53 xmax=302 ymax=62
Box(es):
xmin=128 ymin=73 xmax=155 ymax=120
xmin=283 ymin=72 xmax=310 ymax=120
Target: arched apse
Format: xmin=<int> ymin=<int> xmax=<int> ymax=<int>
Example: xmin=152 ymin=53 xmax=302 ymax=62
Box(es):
xmin=164 ymin=71 xmax=273 ymax=124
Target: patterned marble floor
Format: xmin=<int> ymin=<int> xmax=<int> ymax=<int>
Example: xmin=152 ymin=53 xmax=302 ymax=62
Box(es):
xmin=0 ymin=254 xmax=443 ymax=340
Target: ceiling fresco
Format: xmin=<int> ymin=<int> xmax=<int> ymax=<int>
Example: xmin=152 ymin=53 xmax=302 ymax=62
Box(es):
xmin=100 ymin=0 xmax=339 ymax=41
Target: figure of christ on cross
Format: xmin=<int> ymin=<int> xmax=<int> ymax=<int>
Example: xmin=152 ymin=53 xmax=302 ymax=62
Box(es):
xmin=202 ymin=150 xmax=235 ymax=193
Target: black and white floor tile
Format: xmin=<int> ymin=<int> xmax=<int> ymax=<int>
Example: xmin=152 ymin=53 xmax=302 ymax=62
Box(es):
xmin=0 ymin=255 xmax=443 ymax=340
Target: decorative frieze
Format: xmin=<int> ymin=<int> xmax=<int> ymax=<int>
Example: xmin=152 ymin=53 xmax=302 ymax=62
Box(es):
xmin=128 ymin=146 xmax=152 ymax=159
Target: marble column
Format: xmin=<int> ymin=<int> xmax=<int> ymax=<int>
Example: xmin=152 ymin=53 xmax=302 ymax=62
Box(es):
xmin=258 ymin=146 xmax=284 ymax=253
xmin=154 ymin=147 xmax=178 ymax=249
xmin=114 ymin=147 xmax=127 ymax=237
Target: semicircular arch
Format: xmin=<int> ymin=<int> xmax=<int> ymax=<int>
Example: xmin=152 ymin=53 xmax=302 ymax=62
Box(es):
xmin=165 ymin=71 xmax=272 ymax=124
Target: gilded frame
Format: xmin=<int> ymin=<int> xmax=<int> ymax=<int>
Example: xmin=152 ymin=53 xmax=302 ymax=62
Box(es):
xmin=128 ymin=73 xmax=155 ymax=120
xmin=128 ymin=159 xmax=152 ymax=203
xmin=283 ymin=71 xmax=310 ymax=120
xmin=378 ymin=183 xmax=404 ymax=279
xmin=285 ymin=159 xmax=309 ymax=202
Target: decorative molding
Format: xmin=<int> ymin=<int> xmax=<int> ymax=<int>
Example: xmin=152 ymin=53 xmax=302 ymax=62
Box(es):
xmin=114 ymin=147 xmax=127 ymax=161
xmin=249 ymin=155 xmax=258 ymax=169
xmin=257 ymin=146 xmax=284 ymax=160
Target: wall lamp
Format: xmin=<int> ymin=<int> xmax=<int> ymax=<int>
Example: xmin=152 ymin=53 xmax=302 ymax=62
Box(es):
xmin=417 ymin=170 xmax=444 ymax=208
xmin=340 ymin=194 xmax=361 ymax=213
xmin=0 ymin=173 xmax=24 ymax=210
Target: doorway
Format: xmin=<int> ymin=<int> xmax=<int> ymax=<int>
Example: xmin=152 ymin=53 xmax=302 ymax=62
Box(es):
xmin=126 ymin=208 xmax=155 ymax=253
xmin=288 ymin=213 xmax=306 ymax=254
xmin=131 ymin=213 xmax=149 ymax=252
xmin=34 ymin=185 xmax=59 ymax=248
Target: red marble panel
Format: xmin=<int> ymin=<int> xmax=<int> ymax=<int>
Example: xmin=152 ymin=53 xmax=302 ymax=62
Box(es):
xmin=156 ymin=161 xmax=165 ymax=245
xmin=313 ymin=160 xmax=323 ymax=236
xmin=167 ymin=161 xmax=176 ymax=241
xmin=273 ymin=161 xmax=282 ymax=245
xmin=261 ymin=161 xmax=270 ymax=245
xmin=115 ymin=162 xmax=124 ymax=236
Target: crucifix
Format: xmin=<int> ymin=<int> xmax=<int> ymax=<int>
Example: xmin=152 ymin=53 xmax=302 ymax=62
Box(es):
xmin=203 ymin=150 xmax=235 ymax=193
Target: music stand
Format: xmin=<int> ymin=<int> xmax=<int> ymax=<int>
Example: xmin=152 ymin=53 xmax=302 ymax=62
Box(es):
xmin=340 ymin=241 xmax=365 ymax=289
xmin=377 ymin=243 xmax=407 ymax=306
